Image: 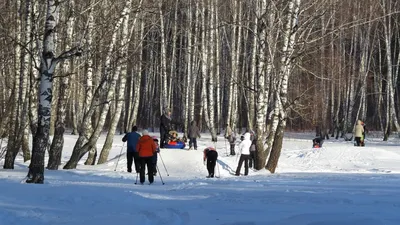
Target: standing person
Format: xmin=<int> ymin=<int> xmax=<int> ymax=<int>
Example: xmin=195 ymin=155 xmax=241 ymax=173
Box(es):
xmin=203 ymin=147 xmax=218 ymax=178
xmin=235 ymin=132 xmax=252 ymax=176
xmin=152 ymin=137 xmax=160 ymax=176
xmin=249 ymin=139 xmax=257 ymax=168
xmin=122 ymin=125 xmax=141 ymax=173
xmin=160 ymin=108 xmax=173 ymax=148
xmin=228 ymin=132 xmax=236 ymax=156
xmin=188 ymin=120 xmax=201 ymax=150
xmin=136 ymin=130 xmax=157 ymax=184
xmin=225 ymin=124 xmax=236 ymax=155
xmin=360 ymin=122 xmax=367 ymax=147
xmin=353 ymin=120 xmax=364 ymax=146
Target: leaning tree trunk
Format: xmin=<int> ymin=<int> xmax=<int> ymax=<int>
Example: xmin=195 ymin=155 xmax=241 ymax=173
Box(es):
xmin=63 ymin=0 xmax=132 ymax=169
xmin=27 ymin=0 xmax=81 ymax=183
xmin=266 ymin=0 xmax=300 ymax=173
xmin=98 ymin=5 xmax=140 ymax=164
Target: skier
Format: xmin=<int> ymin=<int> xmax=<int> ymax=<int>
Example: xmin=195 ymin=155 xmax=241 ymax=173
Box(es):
xmin=353 ymin=120 xmax=364 ymax=146
xmin=188 ymin=120 xmax=201 ymax=150
xmin=203 ymin=147 xmax=218 ymax=178
xmin=152 ymin=137 xmax=161 ymax=176
xmin=235 ymin=132 xmax=252 ymax=176
xmin=136 ymin=130 xmax=157 ymax=184
xmin=122 ymin=125 xmax=141 ymax=173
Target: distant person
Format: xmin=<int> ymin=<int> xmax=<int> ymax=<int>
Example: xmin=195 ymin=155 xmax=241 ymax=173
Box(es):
xmin=136 ymin=130 xmax=157 ymax=184
xmin=160 ymin=108 xmax=173 ymax=148
xmin=360 ymin=122 xmax=367 ymax=147
xmin=152 ymin=137 xmax=161 ymax=176
xmin=203 ymin=147 xmax=218 ymax=178
xmin=312 ymin=137 xmax=323 ymax=148
xmin=235 ymin=132 xmax=252 ymax=176
xmin=188 ymin=120 xmax=201 ymax=150
xmin=225 ymin=124 xmax=236 ymax=155
xmin=122 ymin=125 xmax=141 ymax=173
xmin=249 ymin=139 xmax=257 ymax=168
xmin=160 ymin=107 xmax=180 ymax=148
xmin=353 ymin=120 xmax=364 ymax=146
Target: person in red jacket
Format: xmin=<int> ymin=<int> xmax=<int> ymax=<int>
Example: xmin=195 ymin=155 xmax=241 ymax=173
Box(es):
xmin=136 ymin=130 xmax=157 ymax=184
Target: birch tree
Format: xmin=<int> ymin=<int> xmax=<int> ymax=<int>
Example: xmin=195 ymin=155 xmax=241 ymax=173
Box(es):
xmin=64 ymin=0 xmax=132 ymax=169
xmin=26 ymin=0 xmax=82 ymax=183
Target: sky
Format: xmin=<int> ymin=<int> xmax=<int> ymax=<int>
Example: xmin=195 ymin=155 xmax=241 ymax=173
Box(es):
xmin=1 ymin=131 xmax=400 ymax=225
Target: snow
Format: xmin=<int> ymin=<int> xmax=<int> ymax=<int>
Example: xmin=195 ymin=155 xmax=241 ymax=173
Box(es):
xmin=1 ymin=131 xmax=400 ymax=225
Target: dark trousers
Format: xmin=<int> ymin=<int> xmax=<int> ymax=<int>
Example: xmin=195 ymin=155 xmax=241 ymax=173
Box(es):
xmin=355 ymin=137 xmax=361 ymax=146
xmin=235 ymin=154 xmax=250 ymax=176
xmin=249 ymin=151 xmax=256 ymax=168
xmin=127 ymin=152 xmax=141 ymax=173
xmin=189 ymin=138 xmax=197 ymax=149
xmin=140 ymin=156 xmax=154 ymax=183
xmin=230 ymin=144 xmax=235 ymax=155
xmin=152 ymin=154 xmax=158 ymax=175
xmin=206 ymin=151 xmax=218 ymax=177
xmin=160 ymin=131 xmax=168 ymax=148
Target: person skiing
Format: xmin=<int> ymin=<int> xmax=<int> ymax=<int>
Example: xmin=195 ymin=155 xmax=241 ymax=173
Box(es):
xmin=353 ymin=120 xmax=364 ymax=146
xmin=136 ymin=130 xmax=157 ymax=184
xmin=188 ymin=120 xmax=201 ymax=150
xmin=152 ymin=137 xmax=161 ymax=176
xmin=235 ymin=132 xmax=252 ymax=176
xmin=122 ymin=125 xmax=141 ymax=173
xmin=203 ymin=147 xmax=218 ymax=178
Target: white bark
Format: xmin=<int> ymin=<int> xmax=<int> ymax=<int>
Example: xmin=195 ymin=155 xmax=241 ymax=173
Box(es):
xmin=64 ymin=0 xmax=132 ymax=169
xmin=159 ymin=0 xmax=168 ymax=110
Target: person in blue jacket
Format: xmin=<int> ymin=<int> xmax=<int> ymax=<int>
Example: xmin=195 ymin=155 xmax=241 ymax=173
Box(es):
xmin=122 ymin=126 xmax=141 ymax=173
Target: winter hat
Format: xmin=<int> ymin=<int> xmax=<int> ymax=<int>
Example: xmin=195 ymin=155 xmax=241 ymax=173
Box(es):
xmin=142 ymin=129 xmax=149 ymax=136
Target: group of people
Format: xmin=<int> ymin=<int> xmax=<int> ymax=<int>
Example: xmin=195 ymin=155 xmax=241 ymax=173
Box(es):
xmin=122 ymin=126 xmax=160 ymax=184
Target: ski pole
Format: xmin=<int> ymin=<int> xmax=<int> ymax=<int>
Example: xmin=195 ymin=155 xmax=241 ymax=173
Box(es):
xmin=157 ymin=165 xmax=165 ymax=185
xmin=134 ymin=172 xmax=139 ymax=184
xmin=114 ymin=142 xmax=125 ymax=171
xmin=216 ymin=159 xmax=220 ymax=178
xmin=158 ymin=152 xmax=170 ymax=176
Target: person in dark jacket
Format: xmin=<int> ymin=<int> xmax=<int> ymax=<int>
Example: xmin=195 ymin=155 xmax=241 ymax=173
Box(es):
xmin=203 ymin=147 xmax=218 ymax=178
xmin=136 ymin=130 xmax=157 ymax=184
xmin=188 ymin=120 xmax=201 ymax=150
xmin=122 ymin=125 xmax=141 ymax=173
xmin=249 ymin=139 xmax=257 ymax=168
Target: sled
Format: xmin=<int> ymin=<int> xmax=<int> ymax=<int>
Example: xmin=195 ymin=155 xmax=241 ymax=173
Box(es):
xmin=164 ymin=141 xmax=186 ymax=149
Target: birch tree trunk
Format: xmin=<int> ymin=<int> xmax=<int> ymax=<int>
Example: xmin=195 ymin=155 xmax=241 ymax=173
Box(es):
xmin=27 ymin=0 xmax=81 ymax=183
xmin=266 ymin=0 xmax=301 ymax=173
xmin=98 ymin=4 xmax=141 ymax=164
xmin=159 ymin=0 xmax=168 ymax=110
xmin=64 ymin=0 xmax=132 ymax=169
xmin=47 ymin=0 xmax=75 ymax=170
xmin=3 ymin=0 xmax=23 ymax=169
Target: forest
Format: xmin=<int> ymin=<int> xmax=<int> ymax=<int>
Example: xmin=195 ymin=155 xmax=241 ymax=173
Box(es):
xmin=0 ymin=0 xmax=399 ymax=183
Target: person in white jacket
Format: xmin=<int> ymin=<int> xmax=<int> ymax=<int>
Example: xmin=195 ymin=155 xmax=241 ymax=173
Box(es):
xmin=235 ymin=132 xmax=252 ymax=176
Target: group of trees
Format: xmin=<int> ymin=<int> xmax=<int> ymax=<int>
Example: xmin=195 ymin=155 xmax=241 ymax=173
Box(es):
xmin=0 ymin=0 xmax=399 ymax=183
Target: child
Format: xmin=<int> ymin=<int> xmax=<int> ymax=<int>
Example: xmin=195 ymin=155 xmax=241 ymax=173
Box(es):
xmin=312 ymin=137 xmax=323 ymax=148
xmin=203 ymin=147 xmax=218 ymax=178
xmin=249 ymin=139 xmax=257 ymax=168
xmin=152 ymin=137 xmax=161 ymax=176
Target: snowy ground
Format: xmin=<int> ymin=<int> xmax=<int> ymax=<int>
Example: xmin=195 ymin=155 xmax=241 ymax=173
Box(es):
xmin=1 ymin=131 xmax=400 ymax=225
